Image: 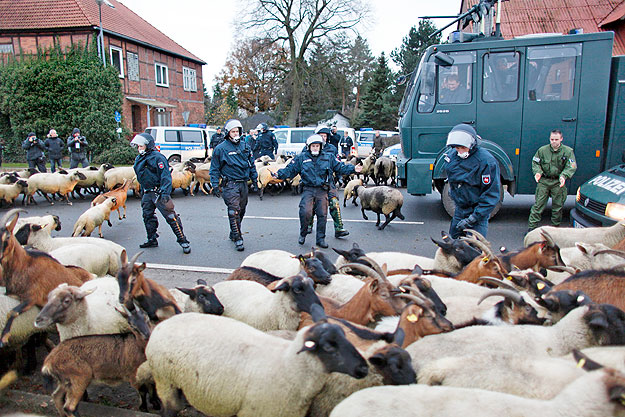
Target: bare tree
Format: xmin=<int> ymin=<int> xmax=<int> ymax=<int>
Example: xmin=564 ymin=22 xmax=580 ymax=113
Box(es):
xmin=241 ymin=0 xmax=371 ymax=126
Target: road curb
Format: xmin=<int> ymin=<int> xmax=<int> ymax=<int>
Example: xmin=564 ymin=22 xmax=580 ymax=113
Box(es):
xmin=1 ymin=389 xmax=158 ymax=417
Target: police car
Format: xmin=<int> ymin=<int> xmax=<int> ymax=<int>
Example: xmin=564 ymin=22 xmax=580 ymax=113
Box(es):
xmin=145 ymin=125 xmax=216 ymax=164
xmin=382 ymin=143 xmax=402 ymax=158
xmin=571 ymin=164 xmax=625 ymax=227
xmin=274 ymin=127 xmax=357 ymax=157
xmin=356 ymin=129 xmax=399 ymax=157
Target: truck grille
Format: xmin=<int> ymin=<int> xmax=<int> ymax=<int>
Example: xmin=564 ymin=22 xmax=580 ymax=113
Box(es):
xmin=578 ymin=192 xmax=606 ymax=215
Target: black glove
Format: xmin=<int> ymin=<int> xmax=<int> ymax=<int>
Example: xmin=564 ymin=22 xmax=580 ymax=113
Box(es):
xmin=250 ymin=183 xmax=259 ymax=193
xmin=213 ymin=189 xmax=221 ymax=198
xmin=160 ymin=194 xmax=171 ymax=204
xmin=456 ymin=214 xmax=478 ymax=232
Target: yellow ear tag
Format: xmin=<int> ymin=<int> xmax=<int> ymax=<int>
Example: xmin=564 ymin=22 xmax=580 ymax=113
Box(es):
xmin=407 ymin=314 xmax=419 ymax=323
xmin=506 ymin=276 xmax=513 ymax=281
xmin=576 ymin=358 xmax=586 ymax=369
xmin=482 ymin=257 xmax=489 ymax=262
xmin=304 ymin=341 xmax=316 ymax=349
xmin=537 ymin=283 xmax=545 ymax=290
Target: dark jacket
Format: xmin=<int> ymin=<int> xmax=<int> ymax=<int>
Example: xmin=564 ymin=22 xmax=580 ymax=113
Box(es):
xmin=340 ymin=136 xmax=354 ymax=155
xmin=254 ymin=131 xmax=279 ymax=158
xmin=444 ymin=144 xmax=501 ymax=221
xmin=133 ymin=136 xmax=172 ymax=197
xmin=22 ymin=137 xmax=46 ymax=161
xmin=277 ymin=149 xmax=355 ymax=187
xmin=329 ymin=132 xmax=341 ymax=149
xmin=210 ymin=132 xmax=225 ymax=149
xmin=67 ymin=135 xmax=88 ymax=159
xmin=209 ymin=139 xmax=258 ymax=189
xmin=45 ymin=137 xmax=65 ymax=159
xmin=300 ymin=142 xmax=339 ymax=158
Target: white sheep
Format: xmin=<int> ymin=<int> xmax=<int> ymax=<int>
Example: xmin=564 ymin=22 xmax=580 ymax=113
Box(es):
xmin=524 ymin=220 xmax=625 ymax=248
xmin=49 ymin=244 xmax=116 ymax=277
xmin=14 ymin=214 xmax=61 ymax=236
xmin=0 ymin=289 xmax=48 ymax=348
xmin=34 ymin=278 xmax=129 ymax=341
xmin=72 ymin=197 xmax=117 ymax=237
xmin=168 ymin=280 xmax=224 ymax=315
xmin=0 ymin=179 xmax=28 ymax=206
xmin=240 ymin=249 xmax=301 ymax=277
xmin=69 ymin=163 xmax=115 ymax=195
xmin=145 ymin=313 xmax=368 ymax=417
xmin=563 ymin=346 xmax=625 ymax=369
xmin=329 ymin=365 xmax=625 ymax=417
xmin=104 ymin=166 xmax=140 ymax=193
xmin=25 ymin=171 xmax=87 ymax=205
xmin=335 ymin=251 xmax=435 ymax=272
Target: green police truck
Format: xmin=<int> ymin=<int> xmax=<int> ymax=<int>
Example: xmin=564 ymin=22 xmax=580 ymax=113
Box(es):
xmin=397 ymin=30 xmax=625 ymax=220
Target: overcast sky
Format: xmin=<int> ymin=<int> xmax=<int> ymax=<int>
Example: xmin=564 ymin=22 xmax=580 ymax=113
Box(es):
xmin=117 ymin=0 xmax=461 ymax=93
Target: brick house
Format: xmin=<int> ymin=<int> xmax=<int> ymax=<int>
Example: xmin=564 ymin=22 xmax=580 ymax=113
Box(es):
xmin=460 ymin=0 xmax=625 ymax=55
xmin=0 ymin=0 xmax=206 ymax=135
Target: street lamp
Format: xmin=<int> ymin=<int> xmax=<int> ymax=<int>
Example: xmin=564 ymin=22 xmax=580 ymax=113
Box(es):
xmin=95 ymin=0 xmax=115 ymax=67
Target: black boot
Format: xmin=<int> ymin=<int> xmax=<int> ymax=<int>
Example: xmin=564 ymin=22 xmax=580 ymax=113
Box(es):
xmin=139 ymin=238 xmax=158 ymax=248
xmin=168 ymin=214 xmax=191 ymax=254
xmin=228 ymin=210 xmax=244 ymax=251
xmin=316 ymin=239 xmax=328 ymax=248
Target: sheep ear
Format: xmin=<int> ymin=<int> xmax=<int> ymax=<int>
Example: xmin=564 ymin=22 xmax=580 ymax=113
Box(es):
xmin=572 ymin=349 xmax=603 ymax=372
xmin=381 ymin=263 xmax=388 ymax=275
xmin=32 ymin=224 xmax=42 ymax=232
xmin=393 ymin=327 xmax=405 ymax=346
xmin=75 ymin=287 xmax=96 ymax=300
xmin=332 ymin=248 xmax=350 ymax=258
xmin=271 ymin=280 xmax=290 ymax=293
xmin=369 ymin=279 xmax=379 ymax=293
xmin=575 ymin=242 xmax=590 ymax=254
xmin=368 ymin=353 xmax=387 ymax=367
xmin=176 ymin=287 xmax=194 ymax=297
xmin=120 ymin=249 xmax=128 ymax=267
xmin=310 ymin=303 xmax=327 ymax=322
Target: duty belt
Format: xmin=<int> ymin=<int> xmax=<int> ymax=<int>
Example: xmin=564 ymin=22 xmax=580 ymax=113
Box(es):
xmin=543 ymin=175 xmax=559 ymax=179
xmin=144 ymin=187 xmax=159 ymax=192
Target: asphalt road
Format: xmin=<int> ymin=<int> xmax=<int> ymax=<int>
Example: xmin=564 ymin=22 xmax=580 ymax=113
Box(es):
xmin=11 ymin=185 xmax=576 ymax=274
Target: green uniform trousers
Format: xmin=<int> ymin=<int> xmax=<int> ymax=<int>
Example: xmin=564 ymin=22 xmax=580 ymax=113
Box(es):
xmin=528 ymin=178 xmax=567 ymax=229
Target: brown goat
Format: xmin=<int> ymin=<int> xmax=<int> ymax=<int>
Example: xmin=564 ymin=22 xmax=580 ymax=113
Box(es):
xmin=553 ymin=269 xmax=625 ymax=312
xmin=394 ymin=291 xmax=454 ymax=347
xmin=41 ymin=305 xmax=159 ymax=415
xmin=500 ymin=231 xmax=563 ymax=272
xmin=91 ymin=178 xmax=131 ymax=220
xmin=0 ymin=209 xmax=93 ymax=347
xmin=117 ymin=251 xmax=181 ymax=322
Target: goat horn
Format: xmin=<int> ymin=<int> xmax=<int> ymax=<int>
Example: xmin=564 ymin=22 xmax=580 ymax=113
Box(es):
xmin=396 ymin=293 xmax=430 ymax=310
xmin=477 ymin=276 xmax=519 ymax=291
xmin=540 ymin=230 xmax=557 ymax=247
xmin=129 ymin=251 xmax=144 ymax=266
xmin=460 ymin=236 xmax=494 ymax=259
xmin=593 ymin=249 xmax=625 ymax=259
xmin=0 ymin=208 xmax=25 ymax=228
xmin=355 ymin=256 xmax=387 ymax=279
xmin=464 ymin=229 xmax=491 ymax=246
xmin=547 ymin=266 xmax=579 ymax=275
xmin=478 ymin=289 xmax=523 ymax=305
xmin=339 ymin=263 xmax=383 ymax=282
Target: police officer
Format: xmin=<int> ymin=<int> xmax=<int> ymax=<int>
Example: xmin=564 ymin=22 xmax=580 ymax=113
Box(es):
xmin=131 ymin=133 xmax=191 ymax=254
xmin=210 ymin=119 xmax=258 ymax=252
xmin=22 ymin=132 xmax=46 ymax=172
xmin=254 ymin=123 xmax=278 ymax=159
xmin=67 ymin=128 xmax=89 ymax=168
xmin=329 ymin=125 xmax=341 ymax=149
xmin=528 ymin=129 xmax=577 ymax=231
xmin=210 ymin=127 xmax=225 ymax=150
xmin=275 ymin=134 xmax=360 ymax=248
xmin=444 ymin=124 xmax=501 ymax=239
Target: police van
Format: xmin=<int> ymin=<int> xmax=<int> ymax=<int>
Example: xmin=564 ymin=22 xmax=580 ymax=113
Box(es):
xmin=144 ymin=125 xmax=216 ymax=164
xmin=273 ymin=127 xmax=357 ymax=157
xmin=355 ymin=129 xmax=399 ymax=157
xmin=571 ymin=163 xmax=625 ymax=227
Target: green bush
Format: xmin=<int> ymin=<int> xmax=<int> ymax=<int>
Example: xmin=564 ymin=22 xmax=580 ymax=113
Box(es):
xmin=93 ymin=139 xmax=137 ymax=165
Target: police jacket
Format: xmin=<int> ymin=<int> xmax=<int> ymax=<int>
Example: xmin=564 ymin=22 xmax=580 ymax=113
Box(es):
xmin=210 ymin=133 xmax=225 ymax=149
xmin=133 ymin=143 xmax=172 ymax=197
xmin=22 ymin=137 xmax=46 ymax=161
xmin=301 ymin=142 xmax=339 ymax=158
xmin=210 ymin=139 xmax=258 ymax=189
xmin=67 ymin=135 xmax=88 ymax=158
xmin=44 ymin=137 xmax=64 ymax=159
xmin=444 ymin=144 xmax=501 ymax=221
xmin=277 ymin=149 xmax=355 ymax=187
xmin=254 ymin=131 xmax=278 ymax=157
xmin=532 ymin=144 xmax=577 ymax=180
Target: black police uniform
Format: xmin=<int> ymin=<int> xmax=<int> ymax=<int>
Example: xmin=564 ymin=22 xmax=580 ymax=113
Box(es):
xmin=210 ymin=132 xmax=225 ymax=149
xmin=254 ymin=130 xmax=279 ymax=159
xmin=22 ymin=135 xmax=46 ymax=172
xmin=133 ymin=136 xmax=190 ymax=251
xmin=277 ymin=147 xmax=355 ymax=246
xmin=210 ymin=138 xmax=258 ymax=249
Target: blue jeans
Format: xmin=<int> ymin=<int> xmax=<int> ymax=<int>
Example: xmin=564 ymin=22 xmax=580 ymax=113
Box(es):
xmin=50 ymin=158 xmax=62 ymax=173
xmin=449 ymin=206 xmax=489 ymax=239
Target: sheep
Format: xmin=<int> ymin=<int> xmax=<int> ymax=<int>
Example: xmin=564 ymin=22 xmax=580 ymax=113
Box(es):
xmin=330 ymin=359 xmax=625 ymax=417
xmin=214 ymin=274 xmax=322 ymax=331
xmin=257 ymin=163 xmax=285 ymax=200
xmin=34 ymin=278 xmax=129 ymax=341
xmin=405 ymin=304 xmax=625 ymax=373
xmin=359 ymin=154 xmax=376 ymax=184
xmin=343 ymin=178 xmax=363 ymax=207
xmin=0 ymin=209 xmax=94 ymax=348
xmin=229 ymin=255 xmax=332 ymax=287
xmin=373 ymin=156 xmax=396 ymax=186
xmin=50 ymin=244 xmax=117 ymax=277
xmin=189 ymin=163 xmax=212 ymax=195
xmin=240 ymin=249 xmax=332 ymax=280
xmin=171 ymin=161 xmax=195 ymax=194
xmin=145 ymin=313 xmax=368 ymax=417
xmin=41 ymin=304 xmax=159 ymax=416
xmin=25 ymin=171 xmax=87 ymax=205
xmin=354 ymin=185 xmax=405 ymax=230
xmin=72 ymin=196 xmax=117 ymax=237
xmin=14 ymin=222 xmax=124 ymax=276
xmin=0 ymin=179 xmax=28 ymax=206
xmin=430 ymin=232 xmax=481 ymax=274
xmin=104 ymin=166 xmax=140 ymax=194
xmin=168 ymin=279 xmax=224 ymax=314
xmin=14 ymin=214 xmax=61 ymax=236
xmin=70 ymin=163 xmax=115 ymax=198
xmin=524 ymin=219 xmax=625 ymax=248
xmin=91 ymin=178 xmax=132 ymax=220
xmin=551 ymin=269 xmax=625 ymax=312
xmin=560 ymin=243 xmax=625 ymax=271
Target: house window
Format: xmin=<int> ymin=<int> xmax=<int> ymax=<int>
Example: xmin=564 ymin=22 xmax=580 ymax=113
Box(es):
xmin=109 ymin=46 xmax=124 ymax=78
xmin=183 ymin=66 xmax=197 ymax=92
xmin=127 ymin=52 xmax=139 ymax=81
xmin=155 ymin=63 xmax=169 ymax=87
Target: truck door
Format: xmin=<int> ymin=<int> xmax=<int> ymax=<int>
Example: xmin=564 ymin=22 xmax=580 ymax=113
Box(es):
xmin=518 ymin=43 xmax=582 ymax=194
xmin=477 ymin=50 xmax=523 ymax=186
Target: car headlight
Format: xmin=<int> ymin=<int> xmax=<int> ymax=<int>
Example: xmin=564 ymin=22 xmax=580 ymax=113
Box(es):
xmin=576 ymin=187 xmax=580 ymax=202
xmin=605 ymin=202 xmax=625 ymax=221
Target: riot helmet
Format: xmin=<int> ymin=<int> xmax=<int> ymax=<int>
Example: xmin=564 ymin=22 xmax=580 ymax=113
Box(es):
xmin=224 ymin=119 xmax=243 ymax=143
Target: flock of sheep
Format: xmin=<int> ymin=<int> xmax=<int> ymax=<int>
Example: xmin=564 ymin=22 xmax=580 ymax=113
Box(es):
xmin=3 ymin=190 xmax=625 ymax=417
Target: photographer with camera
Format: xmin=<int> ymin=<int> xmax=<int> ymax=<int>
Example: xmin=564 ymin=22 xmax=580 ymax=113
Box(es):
xmin=67 ymin=127 xmax=89 ymax=168
xmin=274 ymin=134 xmax=361 ymax=248
xmin=22 ymin=132 xmax=47 ymax=172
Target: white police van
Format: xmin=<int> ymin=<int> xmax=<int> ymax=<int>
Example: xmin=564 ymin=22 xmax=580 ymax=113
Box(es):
xmin=355 ymin=129 xmax=399 ymax=157
xmin=273 ymin=126 xmax=357 ymax=157
xmin=145 ymin=125 xmax=216 ymax=164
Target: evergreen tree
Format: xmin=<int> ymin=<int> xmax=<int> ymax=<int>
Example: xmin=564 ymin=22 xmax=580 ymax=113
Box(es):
xmin=355 ymin=53 xmax=396 ymax=130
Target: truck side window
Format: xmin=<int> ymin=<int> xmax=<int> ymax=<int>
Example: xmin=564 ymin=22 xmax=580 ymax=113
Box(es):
xmin=527 ymin=44 xmax=581 ymax=101
xmin=165 ymin=130 xmax=178 ymax=142
xmin=417 ymin=62 xmax=436 ymax=113
xmin=483 ymin=52 xmax=520 ymax=102
xmin=438 ymin=64 xmax=472 ymax=104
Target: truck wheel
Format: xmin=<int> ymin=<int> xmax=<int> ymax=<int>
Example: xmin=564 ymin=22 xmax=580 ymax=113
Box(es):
xmin=441 ymin=182 xmax=504 ymax=219
xmin=168 ymin=155 xmax=181 ymax=164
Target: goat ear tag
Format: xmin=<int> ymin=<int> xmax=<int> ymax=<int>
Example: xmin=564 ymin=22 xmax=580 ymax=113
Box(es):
xmin=506 ymin=276 xmax=512 ymax=281
xmin=576 ymin=358 xmax=586 ymax=369
xmin=482 ymin=257 xmax=489 ymax=262
xmin=537 ymin=283 xmax=546 ymax=290
xmin=577 ymin=296 xmax=585 ymax=303
xmin=407 ymin=314 xmax=418 ymax=323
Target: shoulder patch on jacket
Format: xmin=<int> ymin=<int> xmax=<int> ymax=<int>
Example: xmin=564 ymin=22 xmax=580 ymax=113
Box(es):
xmin=158 ymin=162 xmax=164 ymax=170
xmin=533 ymin=156 xmax=541 ymax=163
xmin=482 ymin=174 xmax=491 ymax=185
xmin=444 ymin=154 xmax=451 ymax=163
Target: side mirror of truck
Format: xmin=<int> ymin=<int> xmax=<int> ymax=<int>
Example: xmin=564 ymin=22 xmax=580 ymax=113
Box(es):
xmin=621 ymin=150 xmax=625 ymax=164
xmin=434 ymin=52 xmax=454 ymax=67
